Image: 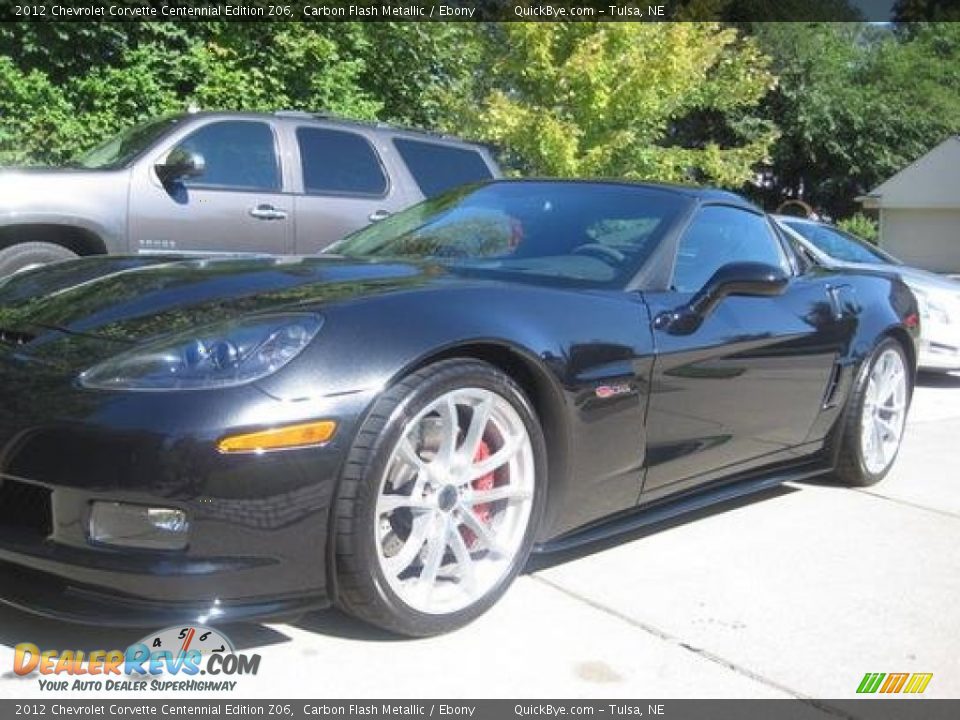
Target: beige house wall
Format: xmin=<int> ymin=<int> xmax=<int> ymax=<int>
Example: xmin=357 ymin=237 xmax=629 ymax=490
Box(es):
xmin=880 ymin=208 xmax=960 ymax=273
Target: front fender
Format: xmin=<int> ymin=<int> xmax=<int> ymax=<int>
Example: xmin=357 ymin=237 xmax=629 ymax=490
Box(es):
xmin=257 ymin=283 xmax=657 ymax=540
xmin=0 ymin=169 xmax=129 ymax=253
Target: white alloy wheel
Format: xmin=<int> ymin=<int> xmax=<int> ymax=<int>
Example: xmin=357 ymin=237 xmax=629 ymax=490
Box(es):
xmin=374 ymin=387 xmax=536 ymax=615
xmin=860 ymin=347 xmax=908 ymax=474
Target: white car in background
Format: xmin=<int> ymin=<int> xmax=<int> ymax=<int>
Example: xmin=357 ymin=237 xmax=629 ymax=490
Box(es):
xmin=775 ymin=215 xmax=960 ymax=373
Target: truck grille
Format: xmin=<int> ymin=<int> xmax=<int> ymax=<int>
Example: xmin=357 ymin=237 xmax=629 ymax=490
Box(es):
xmin=0 ymin=479 xmax=52 ymax=538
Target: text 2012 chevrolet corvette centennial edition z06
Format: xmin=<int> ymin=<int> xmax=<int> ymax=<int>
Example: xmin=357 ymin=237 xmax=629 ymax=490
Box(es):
xmin=0 ymin=181 xmax=919 ymax=636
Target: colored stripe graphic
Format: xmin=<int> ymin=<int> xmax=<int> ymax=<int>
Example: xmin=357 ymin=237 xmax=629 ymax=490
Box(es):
xmin=857 ymin=673 xmax=885 ymax=693
xmin=880 ymin=673 xmax=909 ymax=693
xmin=857 ymin=672 xmax=933 ymax=694
xmin=903 ymin=673 xmax=933 ymax=694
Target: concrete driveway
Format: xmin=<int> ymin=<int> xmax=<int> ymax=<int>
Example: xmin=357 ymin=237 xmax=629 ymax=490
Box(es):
xmin=2 ymin=374 xmax=958 ymax=703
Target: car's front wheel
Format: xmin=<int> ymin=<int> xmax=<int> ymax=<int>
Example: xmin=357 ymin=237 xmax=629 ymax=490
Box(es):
xmin=333 ymin=359 xmax=546 ymax=637
xmin=834 ymin=338 xmax=912 ymax=487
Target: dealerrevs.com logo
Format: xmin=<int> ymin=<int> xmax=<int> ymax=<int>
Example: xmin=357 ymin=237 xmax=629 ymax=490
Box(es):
xmin=13 ymin=625 xmax=261 ymax=692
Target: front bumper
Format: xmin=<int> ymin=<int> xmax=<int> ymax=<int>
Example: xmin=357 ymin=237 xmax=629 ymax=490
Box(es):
xmin=0 ymin=558 xmax=326 ymax=627
xmin=917 ymin=301 xmax=960 ymax=371
xmin=0 ymin=349 xmax=373 ymax=626
xmin=918 ymin=333 xmax=960 ymax=372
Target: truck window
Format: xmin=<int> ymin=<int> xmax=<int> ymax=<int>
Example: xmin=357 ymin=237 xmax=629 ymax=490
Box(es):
xmin=393 ymin=138 xmax=493 ymax=198
xmin=296 ymin=127 xmax=388 ymax=196
xmin=78 ymin=115 xmax=183 ymax=170
xmin=179 ymin=121 xmax=280 ymax=191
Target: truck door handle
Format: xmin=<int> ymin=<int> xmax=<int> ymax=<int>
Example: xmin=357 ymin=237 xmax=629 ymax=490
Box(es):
xmin=368 ymin=209 xmax=391 ymax=222
xmin=249 ymin=204 xmax=288 ymax=220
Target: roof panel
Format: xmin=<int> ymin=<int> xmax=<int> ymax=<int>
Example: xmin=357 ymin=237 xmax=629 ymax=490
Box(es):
xmin=865 ymin=136 xmax=960 ymax=209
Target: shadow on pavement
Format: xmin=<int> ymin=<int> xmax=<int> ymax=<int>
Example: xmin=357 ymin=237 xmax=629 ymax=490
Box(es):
xmin=0 ymin=484 xmax=806 ymax=647
xmin=292 ymin=608 xmax=409 ymax=642
xmin=526 ymin=484 xmax=799 ymax=573
xmin=0 ymin=603 xmax=294 ymax=658
xmin=0 ymin=592 xmax=416 ymax=651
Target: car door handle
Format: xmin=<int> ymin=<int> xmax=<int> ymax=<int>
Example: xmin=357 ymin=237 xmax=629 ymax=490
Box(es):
xmin=368 ymin=210 xmax=391 ymax=222
xmin=826 ymin=283 xmax=856 ymax=321
xmin=249 ymin=204 xmax=288 ymax=220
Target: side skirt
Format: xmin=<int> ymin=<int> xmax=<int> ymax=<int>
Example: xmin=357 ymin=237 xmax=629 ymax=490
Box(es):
xmin=533 ymin=462 xmax=830 ymax=554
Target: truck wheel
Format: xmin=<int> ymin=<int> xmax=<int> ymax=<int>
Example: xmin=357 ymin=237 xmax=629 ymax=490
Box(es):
xmin=0 ymin=242 xmax=78 ymax=279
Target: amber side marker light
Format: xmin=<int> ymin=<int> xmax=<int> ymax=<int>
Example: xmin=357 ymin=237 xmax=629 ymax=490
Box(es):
xmin=218 ymin=420 xmax=337 ymax=454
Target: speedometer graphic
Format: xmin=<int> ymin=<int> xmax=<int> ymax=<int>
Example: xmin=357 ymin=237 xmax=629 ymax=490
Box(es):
xmin=137 ymin=625 xmax=235 ymax=658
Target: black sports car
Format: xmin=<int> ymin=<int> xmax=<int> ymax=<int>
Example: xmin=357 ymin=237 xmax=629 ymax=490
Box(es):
xmin=0 ymin=180 xmax=919 ymax=636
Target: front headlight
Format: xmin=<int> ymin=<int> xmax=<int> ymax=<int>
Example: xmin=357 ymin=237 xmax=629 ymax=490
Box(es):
xmin=928 ymin=298 xmax=951 ymax=325
xmin=908 ymin=285 xmax=951 ymax=326
xmin=79 ymin=313 xmax=323 ymax=391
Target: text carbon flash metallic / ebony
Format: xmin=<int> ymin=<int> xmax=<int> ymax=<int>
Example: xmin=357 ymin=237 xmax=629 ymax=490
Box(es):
xmin=0 ymin=180 xmax=919 ymax=636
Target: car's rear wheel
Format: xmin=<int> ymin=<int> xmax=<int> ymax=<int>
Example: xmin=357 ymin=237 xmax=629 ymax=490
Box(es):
xmin=834 ymin=338 xmax=911 ymax=487
xmin=333 ymin=359 xmax=546 ymax=636
xmin=0 ymin=242 xmax=77 ymax=279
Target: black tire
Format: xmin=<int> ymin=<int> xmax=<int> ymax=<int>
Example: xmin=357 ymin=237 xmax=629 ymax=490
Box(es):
xmin=332 ymin=358 xmax=547 ymax=637
xmin=833 ymin=337 xmax=912 ymax=487
xmin=0 ymin=242 xmax=77 ymax=279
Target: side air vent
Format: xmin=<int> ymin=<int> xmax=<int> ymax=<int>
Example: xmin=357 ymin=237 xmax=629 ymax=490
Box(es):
xmin=822 ymin=363 xmax=844 ymax=409
xmin=0 ymin=328 xmax=35 ymax=346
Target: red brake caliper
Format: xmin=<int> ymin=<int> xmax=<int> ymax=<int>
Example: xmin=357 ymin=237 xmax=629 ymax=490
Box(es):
xmin=461 ymin=440 xmax=495 ymax=549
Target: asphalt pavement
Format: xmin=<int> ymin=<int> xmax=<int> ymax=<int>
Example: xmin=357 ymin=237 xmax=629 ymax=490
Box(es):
xmin=2 ymin=373 xmax=958 ymax=704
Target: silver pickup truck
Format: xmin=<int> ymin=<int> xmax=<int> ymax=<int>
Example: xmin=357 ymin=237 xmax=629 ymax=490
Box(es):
xmin=0 ymin=110 xmax=501 ymax=277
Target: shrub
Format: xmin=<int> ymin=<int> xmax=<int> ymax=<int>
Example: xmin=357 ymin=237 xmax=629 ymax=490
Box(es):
xmin=837 ymin=213 xmax=879 ymax=244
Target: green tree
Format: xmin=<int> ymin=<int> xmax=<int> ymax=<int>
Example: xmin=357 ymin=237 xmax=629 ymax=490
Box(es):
xmin=750 ymin=22 xmax=960 ymax=217
xmin=453 ymin=23 xmax=778 ymax=187
xmin=0 ymin=56 xmax=85 ymax=165
xmin=350 ymin=23 xmax=486 ymax=128
xmin=678 ymin=0 xmax=862 ymax=21
xmin=0 ymin=22 xmax=383 ymax=166
xmin=893 ymin=0 xmax=960 ymax=22
xmin=177 ymin=23 xmax=381 ymax=117
xmin=0 ymin=21 xmax=489 ymax=167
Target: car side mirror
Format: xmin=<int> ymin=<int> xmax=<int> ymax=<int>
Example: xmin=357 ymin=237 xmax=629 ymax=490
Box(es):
xmin=155 ymin=147 xmax=205 ymax=185
xmin=656 ymin=261 xmax=789 ymax=335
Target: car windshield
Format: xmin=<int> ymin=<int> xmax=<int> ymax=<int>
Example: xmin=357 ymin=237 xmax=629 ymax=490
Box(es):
xmin=329 ymin=181 xmax=688 ymax=288
xmin=783 ymin=220 xmax=898 ymax=265
xmin=75 ymin=115 xmax=183 ymax=170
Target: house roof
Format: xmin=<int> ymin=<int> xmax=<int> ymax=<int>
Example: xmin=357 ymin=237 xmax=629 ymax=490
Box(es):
xmin=859 ymin=136 xmax=960 ymax=210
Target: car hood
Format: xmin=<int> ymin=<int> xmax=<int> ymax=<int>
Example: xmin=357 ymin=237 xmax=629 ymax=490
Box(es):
xmin=776 ymin=222 xmax=959 ymax=294
xmin=0 ymin=166 xmax=128 ymax=213
xmin=822 ymin=258 xmax=960 ymax=295
xmin=0 ymin=255 xmax=454 ymax=357
xmin=889 ymin=264 xmax=960 ymax=294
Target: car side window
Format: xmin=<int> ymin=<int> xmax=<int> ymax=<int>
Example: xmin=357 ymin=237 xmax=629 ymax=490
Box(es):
xmin=672 ymin=206 xmax=789 ymax=293
xmin=297 ymin=127 xmax=388 ymax=196
xmin=393 ymin=138 xmax=493 ymax=199
xmin=178 ymin=121 xmax=280 ymax=191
